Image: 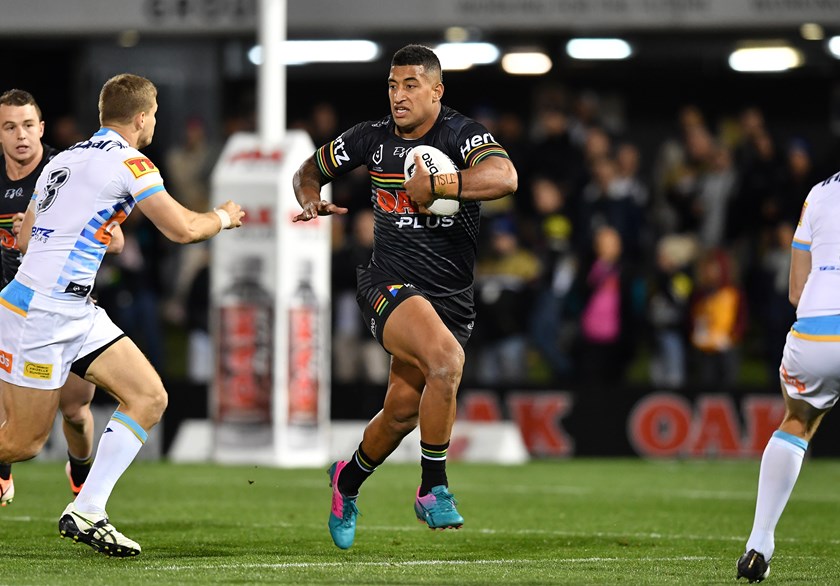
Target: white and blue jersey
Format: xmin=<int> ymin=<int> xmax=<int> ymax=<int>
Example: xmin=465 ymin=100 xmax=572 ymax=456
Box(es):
xmin=15 ymin=128 xmax=164 ymax=300
xmin=778 ymin=170 xmax=840 ymax=409
xmin=789 ymin=172 xmax=840 ymax=340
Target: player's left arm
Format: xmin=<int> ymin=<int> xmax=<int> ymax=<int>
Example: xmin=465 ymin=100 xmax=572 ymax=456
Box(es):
xmin=106 ymin=224 xmax=125 ymax=254
xmin=458 ymin=156 xmax=518 ymax=202
xmin=406 ymin=155 xmax=517 ymax=208
xmin=789 ymin=247 xmax=810 ymax=308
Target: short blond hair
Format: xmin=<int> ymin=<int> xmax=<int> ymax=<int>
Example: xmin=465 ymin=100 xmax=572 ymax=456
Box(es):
xmin=98 ymin=74 xmax=157 ymax=126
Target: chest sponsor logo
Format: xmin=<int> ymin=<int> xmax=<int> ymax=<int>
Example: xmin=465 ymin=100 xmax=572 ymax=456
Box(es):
xmin=23 ymin=361 xmax=53 ymax=380
xmin=124 ymin=157 xmax=158 ymax=178
xmin=0 ymin=350 xmax=11 ymax=373
xmin=375 ymin=188 xmax=455 ymax=229
xmin=3 ymin=187 xmax=24 ymax=199
xmin=392 ymin=146 xmax=410 ymax=159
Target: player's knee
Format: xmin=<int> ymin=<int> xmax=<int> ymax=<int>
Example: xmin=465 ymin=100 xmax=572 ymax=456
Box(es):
xmin=61 ymin=403 xmax=90 ymax=427
xmin=387 ymin=410 xmax=418 ymax=436
xmin=424 ymin=342 xmax=464 ymax=387
xmin=147 ymin=387 xmax=169 ymax=422
xmin=135 ymin=385 xmax=168 ymax=426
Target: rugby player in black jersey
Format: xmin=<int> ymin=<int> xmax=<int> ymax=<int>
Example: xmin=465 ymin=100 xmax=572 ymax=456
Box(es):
xmin=292 ymin=44 xmax=517 ymax=549
xmin=0 ymin=90 xmax=123 ymax=506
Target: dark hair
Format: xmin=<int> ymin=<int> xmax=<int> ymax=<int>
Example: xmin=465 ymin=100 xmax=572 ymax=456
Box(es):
xmin=0 ymin=89 xmax=42 ymax=121
xmin=391 ymin=44 xmax=442 ymax=83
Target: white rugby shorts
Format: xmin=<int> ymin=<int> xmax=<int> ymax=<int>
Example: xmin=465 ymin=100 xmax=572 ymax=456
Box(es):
xmin=780 ymin=324 xmax=840 ymax=410
xmin=0 ymin=280 xmax=123 ymax=390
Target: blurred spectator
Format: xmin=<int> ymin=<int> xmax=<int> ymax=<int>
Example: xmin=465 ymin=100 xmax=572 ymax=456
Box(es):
xmin=49 ymin=114 xmax=84 ymax=150
xmin=473 ymin=215 xmax=541 ymax=384
xmin=689 ymin=248 xmax=747 ymax=390
xmin=727 ymin=128 xmax=785 ymax=246
xmin=647 ymin=234 xmax=698 ymax=389
xmin=772 ymin=138 xmax=819 ymax=226
xmin=331 ymin=209 xmax=389 ymax=385
xmin=496 ymin=111 xmax=533 ymax=216
xmin=615 ymin=141 xmax=649 ymax=208
xmin=651 ymin=104 xmax=707 ymax=235
xmin=162 ymin=117 xmax=220 ymax=329
xmin=695 ymin=143 xmax=738 ymax=249
xmin=757 ymin=221 xmax=797 ymax=386
xmin=663 ymin=123 xmax=716 ymax=234
xmin=528 ymin=103 xmax=585 ymax=197
xmin=574 ymin=225 xmax=636 ymax=386
xmin=576 ymin=155 xmax=645 ymax=263
xmin=308 ymin=102 xmax=340 ymax=148
xmin=526 ymin=176 xmax=576 ymax=381
xmin=165 ymin=116 xmax=217 ymax=212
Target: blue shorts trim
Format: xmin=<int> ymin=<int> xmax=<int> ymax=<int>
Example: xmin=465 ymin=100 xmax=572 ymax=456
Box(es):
xmin=772 ymin=430 xmax=808 ymax=451
xmin=792 ymin=315 xmax=840 ymax=336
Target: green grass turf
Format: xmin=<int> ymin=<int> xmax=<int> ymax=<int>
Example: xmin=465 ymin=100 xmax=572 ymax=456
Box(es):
xmin=2 ymin=458 xmax=839 ymax=584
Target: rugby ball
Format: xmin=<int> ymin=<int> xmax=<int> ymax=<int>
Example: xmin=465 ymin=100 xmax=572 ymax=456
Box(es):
xmin=404 ymin=145 xmax=461 ymax=216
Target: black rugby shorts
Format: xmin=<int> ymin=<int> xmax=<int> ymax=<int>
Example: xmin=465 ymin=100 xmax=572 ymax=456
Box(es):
xmin=355 ymin=264 xmax=475 ymax=350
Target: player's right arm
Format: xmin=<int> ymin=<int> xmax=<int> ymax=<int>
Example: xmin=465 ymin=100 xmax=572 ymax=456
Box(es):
xmin=790 ymin=191 xmax=814 ymax=308
xmin=292 ymin=155 xmax=348 ymax=222
xmin=15 ymin=201 xmax=36 ymax=254
xmin=789 ymin=247 xmax=810 ymax=308
xmin=137 ymin=191 xmax=244 ymax=243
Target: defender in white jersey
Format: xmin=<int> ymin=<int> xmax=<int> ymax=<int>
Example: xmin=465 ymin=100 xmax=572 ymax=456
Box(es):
xmin=0 ymin=89 xmax=119 ymax=508
xmin=0 ymin=74 xmax=244 ymax=557
xmin=736 ymin=172 xmax=840 ymax=583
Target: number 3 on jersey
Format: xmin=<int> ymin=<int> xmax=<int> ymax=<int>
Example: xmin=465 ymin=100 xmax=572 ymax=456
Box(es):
xmin=37 ymin=167 xmax=71 ymax=214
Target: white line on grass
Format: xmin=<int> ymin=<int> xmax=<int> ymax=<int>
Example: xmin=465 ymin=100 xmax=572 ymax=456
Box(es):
xmin=142 ymin=556 xmax=715 ymax=571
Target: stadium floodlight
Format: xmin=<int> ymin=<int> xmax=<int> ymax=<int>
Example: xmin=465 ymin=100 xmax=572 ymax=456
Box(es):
xmin=566 ymin=38 xmax=632 ymax=60
xmin=501 ymin=52 xmax=553 ymax=75
xmin=434 ymin=42 xmax=500 ymax=71
xmin=828 ymin=36 xmax=840 ymax=58
xmin=248 ymin=40 xmax=380 ymax=66
xmin=801 ymin=23 xmax=824 ymax=41
xmin=728 ymin=45 xmax=803 ymax=72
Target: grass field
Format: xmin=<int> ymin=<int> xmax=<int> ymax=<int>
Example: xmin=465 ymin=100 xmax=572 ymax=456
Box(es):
xmin=2 ymin=458 xmax=839 ymax=585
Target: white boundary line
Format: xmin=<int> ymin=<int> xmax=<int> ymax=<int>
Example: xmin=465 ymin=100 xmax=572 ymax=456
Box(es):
xmin=144 ymin=556 xmax=715 ymax=571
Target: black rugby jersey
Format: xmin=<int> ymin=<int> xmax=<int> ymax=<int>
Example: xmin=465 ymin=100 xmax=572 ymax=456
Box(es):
xmin=314 ymin=105 xmax=510 ymax=297
xmin=0 ymin=143 xmax=59 ymax=287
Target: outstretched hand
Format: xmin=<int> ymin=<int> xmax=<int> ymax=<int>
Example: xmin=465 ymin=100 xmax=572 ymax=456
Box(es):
xmin=217 ymin=200 xmax=246 ymax=229
xmin=293 ymin=200 xmax=349 ymax=222
xmin=10 ymin=212 xmax=24 ymax=237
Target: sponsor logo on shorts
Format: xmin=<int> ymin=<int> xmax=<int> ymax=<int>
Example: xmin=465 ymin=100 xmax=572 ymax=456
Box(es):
xmin=23 ymin=361 xmax=53 ymax=380
xmin=0 ymin=350 xmax=12 ymax=373
xmin=369 ymin=318 xmax=376 ymax=337
xmin=781 ymin=364 xmax=805 ymax=393
xmin=123 ymin=157 xmax=158 ymax=178
xmin=387 ymin=284 xmax=403 ymax=297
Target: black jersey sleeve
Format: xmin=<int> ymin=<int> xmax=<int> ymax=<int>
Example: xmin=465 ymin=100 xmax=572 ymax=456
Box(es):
xmin=313 ymin=120 xmax=382 ymax=181
xmin=437 ymin=108 xmax=511 ymax=170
